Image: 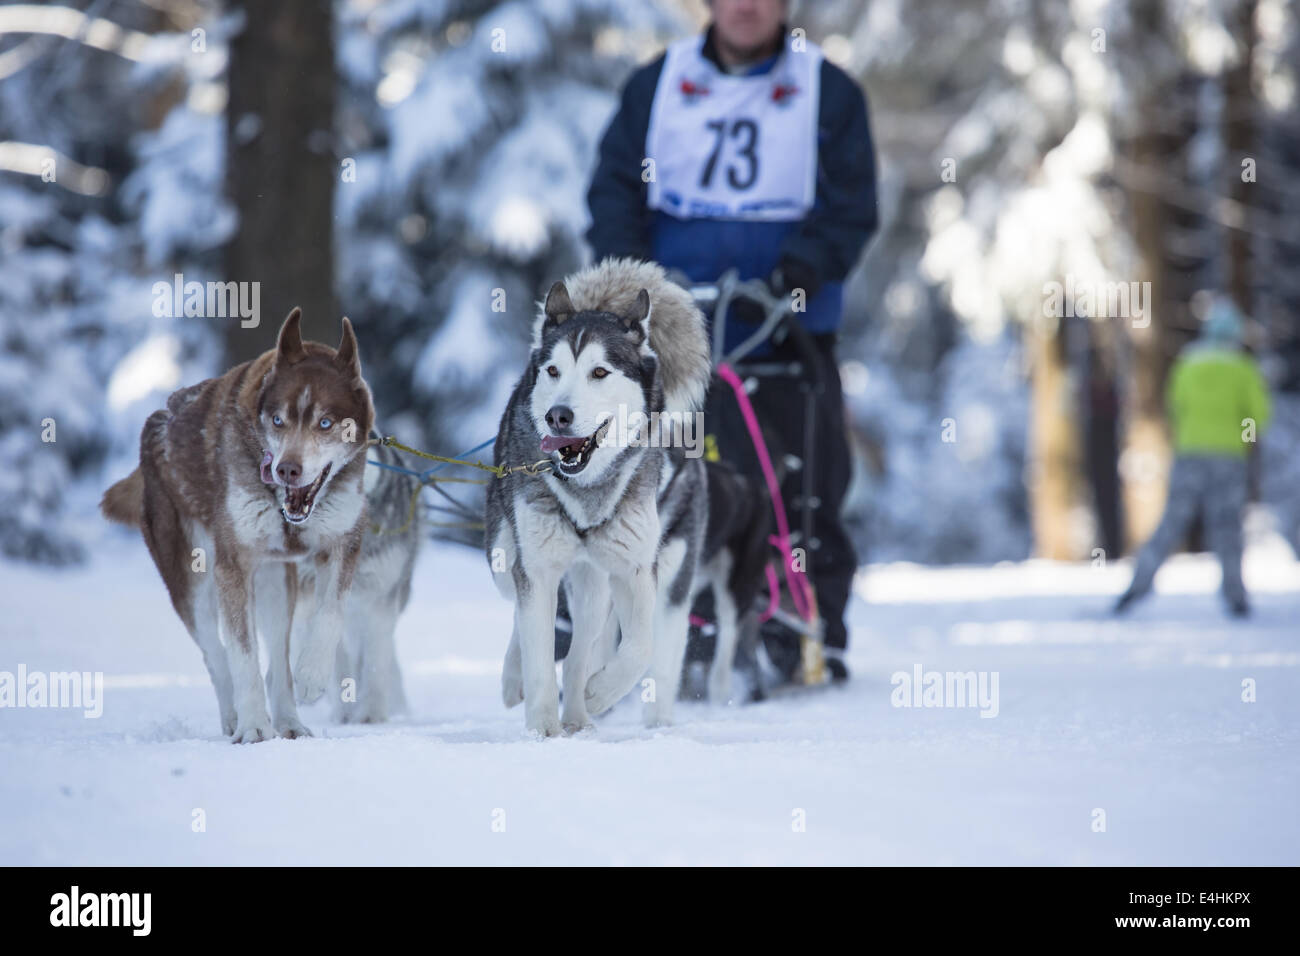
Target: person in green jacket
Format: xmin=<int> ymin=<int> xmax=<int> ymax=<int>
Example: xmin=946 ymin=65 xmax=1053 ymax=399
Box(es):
xmin=1115 ymin=297 xmax=1272 ymax=616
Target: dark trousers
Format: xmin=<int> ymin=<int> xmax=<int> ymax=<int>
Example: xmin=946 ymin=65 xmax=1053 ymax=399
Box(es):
xmin=707 ymin=333 xmax=857 ymax=651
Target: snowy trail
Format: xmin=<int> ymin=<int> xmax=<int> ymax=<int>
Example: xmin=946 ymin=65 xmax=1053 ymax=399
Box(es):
xmin=2 ymin=527 xmax=1298 ymax=865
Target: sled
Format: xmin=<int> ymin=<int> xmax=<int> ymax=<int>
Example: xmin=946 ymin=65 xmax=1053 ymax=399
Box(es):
xmin=686 ymin=269 xmax=830 ymax=694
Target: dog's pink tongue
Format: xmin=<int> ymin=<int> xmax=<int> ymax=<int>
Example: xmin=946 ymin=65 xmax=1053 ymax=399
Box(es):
xmin=540 ymin=435 xmax=584 ymax=452
xmin=260 ymin=451 xmax=275 ymax=485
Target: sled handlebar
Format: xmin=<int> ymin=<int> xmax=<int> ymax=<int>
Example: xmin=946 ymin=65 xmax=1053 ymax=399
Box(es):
xmin=687 ymin=269 xmax=824 ymax=381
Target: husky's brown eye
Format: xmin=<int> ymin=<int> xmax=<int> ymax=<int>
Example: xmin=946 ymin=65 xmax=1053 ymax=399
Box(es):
xmin=547 ymin=365 xmax=559 ymax=377
xmin=592 ymin=367 xmax=609 ymax=379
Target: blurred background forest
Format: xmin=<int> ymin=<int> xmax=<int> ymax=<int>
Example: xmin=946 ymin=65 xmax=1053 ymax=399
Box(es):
xmin=1 ymin=0 xmax=1297 ymax=568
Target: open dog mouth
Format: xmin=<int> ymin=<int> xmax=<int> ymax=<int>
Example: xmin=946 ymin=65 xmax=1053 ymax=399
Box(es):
xmin=279 ymin=463 xmax=331 ymax=524
xmin=539 ymin=419 xmax=613 ymax=475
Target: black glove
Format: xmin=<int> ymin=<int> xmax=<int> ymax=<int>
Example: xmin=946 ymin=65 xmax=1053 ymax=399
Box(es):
xmin=770 ymin=255 xmax=822 ymax=303
xmin=725 ymin=257 xmax=821 ymax=326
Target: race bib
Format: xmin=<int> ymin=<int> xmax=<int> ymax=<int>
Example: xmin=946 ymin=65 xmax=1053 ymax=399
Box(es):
xmin=646 ymin=34 xmax=822 ymax=222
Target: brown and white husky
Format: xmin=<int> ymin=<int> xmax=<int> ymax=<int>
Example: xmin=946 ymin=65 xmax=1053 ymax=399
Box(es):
xmin=101 ymin=309 xmax=378 ymax=742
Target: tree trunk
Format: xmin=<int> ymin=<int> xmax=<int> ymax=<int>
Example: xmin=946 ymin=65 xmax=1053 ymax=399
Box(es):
xmin=224 ymin=0 xmax=336 ymax=365
xmin=1083 ymin=330 xmax=1125 ymax=557
xmin=1030 ymin=313 xmax=1081 ymax=560
xmin=1224 ymin=0 xmax=1257 ymax=311
xmin=1122 ymin=0 xmax=1180 ymax=555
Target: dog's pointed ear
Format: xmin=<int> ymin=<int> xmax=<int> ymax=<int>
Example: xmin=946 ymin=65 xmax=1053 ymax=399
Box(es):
xmin=335 ymin=317 xmax=361 ymax=378
xmin=620 ymin=289 xmax=651 ymax=344
xmin=543 ymin=281 xmax=575 ymax=329
xmin=276 ymin=308 xmax=306 ymax=364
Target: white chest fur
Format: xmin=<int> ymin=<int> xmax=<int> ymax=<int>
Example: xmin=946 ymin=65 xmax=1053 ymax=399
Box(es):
xmin=224 ymin=475 xmax=364 ymax=556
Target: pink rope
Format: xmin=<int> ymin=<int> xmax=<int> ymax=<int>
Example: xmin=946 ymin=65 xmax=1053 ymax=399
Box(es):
xmin=716 ymin=362 xmax=816 ymax=623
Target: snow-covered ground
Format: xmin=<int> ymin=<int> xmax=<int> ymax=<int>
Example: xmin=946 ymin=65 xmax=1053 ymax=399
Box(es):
xmin=2 ymin=516 xmax=1298 ymax=866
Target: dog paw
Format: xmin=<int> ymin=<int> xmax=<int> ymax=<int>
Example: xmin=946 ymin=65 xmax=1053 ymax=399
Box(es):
xmin=355 ymin=708 xmax=388 ymax=725
xmin=562 ymin=719 xmax=594 ymax=736
xmin=337 ymin=697 xmax=390 ymax=725
xmin=707 ymin=675 xmax=734 ymax=706
xmin=230 ymin=717 xmax=273 ymax=744
xmin=583 ymin=666 xmax=627 ymax=716
xmin=274 ymin=718 xmax=313 ymax=740
xmin=292 ymin=653 xmax=331 ymax=705
xmin=524 ymin=711 xmax=562 ymax=738
xmin=220 ymin=712 xmax=238 ymax=737
xmin=501 ymin=671 xmax=524 ymax=709
xmin=643 ymin=710 xmax=674 ymax=729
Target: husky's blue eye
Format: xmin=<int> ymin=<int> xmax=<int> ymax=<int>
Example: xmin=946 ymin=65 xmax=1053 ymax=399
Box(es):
xmin=272 ymin=414 xmax=284 ymax=427
xmin=320 ymin=417 xmax=332 ymax=430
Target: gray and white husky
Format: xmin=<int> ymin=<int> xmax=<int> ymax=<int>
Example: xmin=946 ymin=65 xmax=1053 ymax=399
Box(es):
xmin=485 ymin=258 xmax=712 ymax=736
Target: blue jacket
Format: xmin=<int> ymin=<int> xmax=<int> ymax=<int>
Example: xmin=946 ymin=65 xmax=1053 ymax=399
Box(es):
xmin=586 ymin=26 xmax=879 ymax=353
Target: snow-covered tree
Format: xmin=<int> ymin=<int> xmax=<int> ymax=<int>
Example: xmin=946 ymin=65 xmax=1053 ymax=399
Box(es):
xmin=0 ymin=2 xmax=222 ymax=563
xmin=807 ymin=0 xmax=1300 ymax=564
xmin=334 ymin=0 xmax=685 ymax=540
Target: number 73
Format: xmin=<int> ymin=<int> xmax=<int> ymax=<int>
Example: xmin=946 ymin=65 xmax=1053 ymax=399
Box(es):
xmin=700 ymin=118 xmax=759 ymax=190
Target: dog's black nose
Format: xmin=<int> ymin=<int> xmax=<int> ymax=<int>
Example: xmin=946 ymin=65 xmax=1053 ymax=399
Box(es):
xmin=276 ymin=460 xmax=302 ymax=484
xmin=545 ymin=405 xmax=573 ymax=431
